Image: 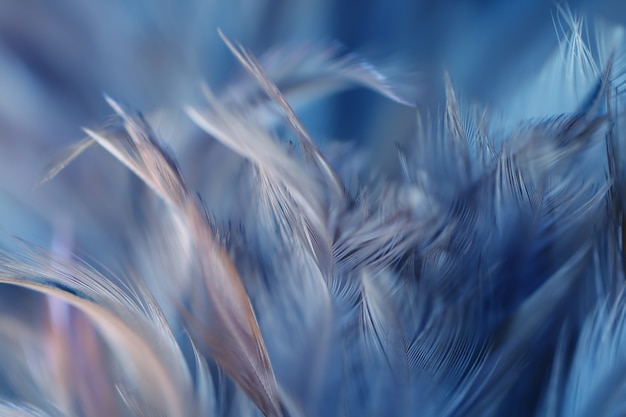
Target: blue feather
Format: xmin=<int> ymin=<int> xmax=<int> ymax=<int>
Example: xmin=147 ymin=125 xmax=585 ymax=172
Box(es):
xmin=1 ymin=2 xmax=626 ymax=417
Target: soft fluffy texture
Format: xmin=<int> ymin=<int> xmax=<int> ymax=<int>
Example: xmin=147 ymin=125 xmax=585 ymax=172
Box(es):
xmin=0 ymin=2 xmax=625 ymax=417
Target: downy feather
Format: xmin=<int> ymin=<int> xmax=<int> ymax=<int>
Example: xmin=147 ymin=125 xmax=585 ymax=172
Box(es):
xmin=3 ymin=3 xmax=626 ymax=417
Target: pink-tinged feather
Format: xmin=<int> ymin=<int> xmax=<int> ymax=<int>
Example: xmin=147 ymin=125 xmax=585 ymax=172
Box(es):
xmin=72 ymin=97 xmax=283 ymax=417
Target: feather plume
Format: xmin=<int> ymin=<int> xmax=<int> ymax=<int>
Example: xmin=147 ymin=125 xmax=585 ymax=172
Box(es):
xmin=2 ymin=2 xmax=626 ymax=417
xmin=71 ymin=97 xmax=282 ymax=417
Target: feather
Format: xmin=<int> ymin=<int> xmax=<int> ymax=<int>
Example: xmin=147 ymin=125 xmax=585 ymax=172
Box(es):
xmin=0 ymin=401 xmax=57 ymax=417
xmin=217 ymin=30 xmax=346 ymax=206
xmin=539 ymin=293 xmax=626 ymax=417
xmin=79 ymin=98 xmax=283 ymax=417
xmin=187 ymin=83 xmax=334 ymax=278
xmin=357 ymin=272 xmax=409 ymax=415
xmin=218 ymin=39 xmax=417 ymax=112
xmin=4 ymin=3 xmax=626 ymax=417
xmin=0 ymin=243 xmax=193 ymax=416
xmin=36 ymin=138 xmax=95 ymax=188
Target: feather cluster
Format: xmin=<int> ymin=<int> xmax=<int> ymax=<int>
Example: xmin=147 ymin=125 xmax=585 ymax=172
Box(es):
xmin=1 ymin=3 xmax=626 ymax=417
